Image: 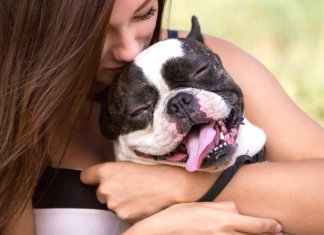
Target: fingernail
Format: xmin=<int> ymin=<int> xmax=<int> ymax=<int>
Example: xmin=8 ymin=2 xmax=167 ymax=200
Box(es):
xmin=275 ymin=223 xmax=282 ymax=233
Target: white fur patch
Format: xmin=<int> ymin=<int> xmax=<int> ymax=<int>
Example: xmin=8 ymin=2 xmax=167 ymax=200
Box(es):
xmin=234 ymin=118 xmax=266 ymax=157
xmin=134 ymin=39 xmax=184 ymax=94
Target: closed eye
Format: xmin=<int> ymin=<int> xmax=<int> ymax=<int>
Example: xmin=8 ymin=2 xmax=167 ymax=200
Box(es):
xmin=130 ymin=104 xmax=150 ymax=117
xmin=134 ymin=7 xmax=157 ymax=21
xmin=193 ymin=63 xmax=209 ymax=78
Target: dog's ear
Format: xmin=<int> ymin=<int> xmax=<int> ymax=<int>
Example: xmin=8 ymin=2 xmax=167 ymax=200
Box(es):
xmin=187 ymin=15 xmax=204 ymax=43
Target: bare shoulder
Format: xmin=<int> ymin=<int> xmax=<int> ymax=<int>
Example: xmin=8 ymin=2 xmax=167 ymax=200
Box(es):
xmin=4 ymin=200 xmax=35 ymax=235
xmin=167 ymin=30 xmax=324 ymax=161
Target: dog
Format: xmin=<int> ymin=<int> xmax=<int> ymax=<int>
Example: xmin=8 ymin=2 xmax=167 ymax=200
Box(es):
xmin=98 ymin=16 xmax=266 ymax=173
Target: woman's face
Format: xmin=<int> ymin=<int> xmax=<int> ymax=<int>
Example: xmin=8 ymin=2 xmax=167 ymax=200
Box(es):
xmin=97 ymin=0 xmax=159 ymax=85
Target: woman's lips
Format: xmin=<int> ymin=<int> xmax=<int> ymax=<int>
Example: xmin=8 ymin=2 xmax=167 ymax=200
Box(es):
xmin=107 ymin=66 xmax=125 ymax=72
xmin=104 ymin=66 xmax=125 ymax=76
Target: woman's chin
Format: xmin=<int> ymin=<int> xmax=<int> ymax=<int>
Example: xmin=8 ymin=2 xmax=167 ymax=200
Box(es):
xmin=95 ymin=75 xmax=114 ymax=87
xmin=96 ymin=69 xmax=123 ymax=86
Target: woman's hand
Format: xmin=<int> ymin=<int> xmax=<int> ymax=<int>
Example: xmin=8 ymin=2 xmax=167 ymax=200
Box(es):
xmin=123 ymin=201 xmax=283 ymax=235
xmin=80 ymin=161 xmax=219 ymax=221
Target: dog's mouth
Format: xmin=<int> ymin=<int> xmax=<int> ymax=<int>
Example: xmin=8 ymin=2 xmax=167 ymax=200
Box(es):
xmin=134 ymin=112 xmax=244 ymax=172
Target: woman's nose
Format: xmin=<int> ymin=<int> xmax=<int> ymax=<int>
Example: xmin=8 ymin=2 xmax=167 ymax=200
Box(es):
xmin=111 ymin=33 xmax=141 ymax=63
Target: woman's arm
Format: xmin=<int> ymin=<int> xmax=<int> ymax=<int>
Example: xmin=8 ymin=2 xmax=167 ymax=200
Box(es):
xmin=81 ymin=159 xmax=324 ymax=234
xmin=4 ymin=200 xmax=35 ymax=235
xmin=123 ymin=202 xmax=283 ymax=235
xmin=216 ymin=159 xmax=324 ymax=234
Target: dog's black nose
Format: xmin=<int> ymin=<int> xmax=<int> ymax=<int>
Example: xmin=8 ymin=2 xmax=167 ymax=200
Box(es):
xmin=167 ymin=92 xmax=195 ymax=117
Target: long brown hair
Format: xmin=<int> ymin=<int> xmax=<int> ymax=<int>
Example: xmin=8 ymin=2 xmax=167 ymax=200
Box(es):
xmin=152 ymin=0 xmax=167 ymax=44
xmin=0 ymin=0 xmax=115 ymax=231
xmin=0 ymin=0 xmax=167 ymax=232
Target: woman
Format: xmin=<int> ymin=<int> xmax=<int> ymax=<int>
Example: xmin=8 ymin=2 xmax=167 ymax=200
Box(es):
xmin=1 ymin=0 xmax=323 ymax=234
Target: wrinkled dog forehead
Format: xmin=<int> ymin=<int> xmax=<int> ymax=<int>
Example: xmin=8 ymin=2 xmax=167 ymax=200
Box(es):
xmin=133 ymin=38 xmax=216 ymax=91
xmin=134 ymin=39 xmax=184 ymax=94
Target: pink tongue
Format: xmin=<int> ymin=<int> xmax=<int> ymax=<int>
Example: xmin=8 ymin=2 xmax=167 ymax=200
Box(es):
xmin=185 ymin=122 xmax=216 ymax=172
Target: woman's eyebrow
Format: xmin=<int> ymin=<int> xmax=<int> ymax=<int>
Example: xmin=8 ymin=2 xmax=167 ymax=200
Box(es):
xmin=135 ymin=0 xmax=154 ymax=14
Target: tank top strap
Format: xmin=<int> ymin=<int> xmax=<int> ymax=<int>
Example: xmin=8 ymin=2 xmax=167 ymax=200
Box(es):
xmin=167 ymin=29 xmax=179 ymax=39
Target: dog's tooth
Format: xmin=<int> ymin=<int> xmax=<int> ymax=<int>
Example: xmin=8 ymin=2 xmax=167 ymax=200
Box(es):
xmin=223 ymin=141 xmax=227 ymax=146
xmin=220 ymin=132 xmax=225 ymax=140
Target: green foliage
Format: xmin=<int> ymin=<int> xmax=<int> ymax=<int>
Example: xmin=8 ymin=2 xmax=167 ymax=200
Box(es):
xmin=164 ymin=0 xmax=324 ymax=125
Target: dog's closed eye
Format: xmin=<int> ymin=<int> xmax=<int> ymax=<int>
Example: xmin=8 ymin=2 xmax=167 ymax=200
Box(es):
xmin=130 ymin=104 xmax=151 ymax=118
xmin=193 ymin=62 xmax=209 ymax=78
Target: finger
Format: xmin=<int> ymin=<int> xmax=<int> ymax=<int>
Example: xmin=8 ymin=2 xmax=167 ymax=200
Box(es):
xmin=80 ymin=163 xmax=109 ymax=185
xmin=96 ymin=186 xmax=108 ymax=204
xmin=232 ymin=214 xmax=282 ymax=234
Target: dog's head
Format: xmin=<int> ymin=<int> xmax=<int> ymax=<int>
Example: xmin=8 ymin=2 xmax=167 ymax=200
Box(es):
xmin=99 ymin=16 xmax=245 ymax=172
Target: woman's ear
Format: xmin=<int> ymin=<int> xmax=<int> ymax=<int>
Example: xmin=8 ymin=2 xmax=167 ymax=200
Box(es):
xmin=187 ymin=15 xmax=204 ymax=43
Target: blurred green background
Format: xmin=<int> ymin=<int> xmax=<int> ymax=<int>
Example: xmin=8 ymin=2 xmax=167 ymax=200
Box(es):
xmin=163 ymin=0 xmax=324 ymax=126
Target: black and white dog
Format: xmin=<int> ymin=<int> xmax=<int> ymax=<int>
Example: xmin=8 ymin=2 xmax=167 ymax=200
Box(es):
xmin=99 ymin=16 xmax=266 ymax=173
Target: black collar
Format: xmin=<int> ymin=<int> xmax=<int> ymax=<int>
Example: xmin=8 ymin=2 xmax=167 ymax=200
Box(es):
xmin=197 ymin=148 xmax=265 ymax=202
